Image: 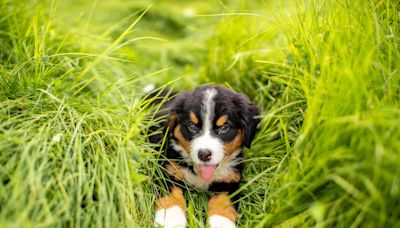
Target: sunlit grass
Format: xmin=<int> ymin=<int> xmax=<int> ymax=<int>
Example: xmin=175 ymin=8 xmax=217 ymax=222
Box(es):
xmin=1 ymin=0 xmax=399 ymax=227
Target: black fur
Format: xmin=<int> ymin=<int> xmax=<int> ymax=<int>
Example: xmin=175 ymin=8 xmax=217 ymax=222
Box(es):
xmin=147 ymin=85 xmax=260 ymax=211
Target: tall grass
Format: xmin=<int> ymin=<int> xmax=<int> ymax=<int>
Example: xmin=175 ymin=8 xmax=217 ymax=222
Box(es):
xmin=1 ymin=0 xmax=399 ymax=227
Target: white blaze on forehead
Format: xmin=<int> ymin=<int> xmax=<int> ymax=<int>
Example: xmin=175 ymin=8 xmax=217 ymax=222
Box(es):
xmin=201 ymin=88 xmax=217 ymax=131
xmin=190 ymin=88 xmax=225 ymax=165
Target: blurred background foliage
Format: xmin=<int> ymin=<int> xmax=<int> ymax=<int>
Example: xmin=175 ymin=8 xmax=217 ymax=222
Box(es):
xmin=1 ymin=0 xmax=400 ymax=227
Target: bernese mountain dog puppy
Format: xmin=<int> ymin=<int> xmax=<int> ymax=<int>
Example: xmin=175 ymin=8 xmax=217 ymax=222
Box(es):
xmin=148 ymin=85 xmax=261 ymax=228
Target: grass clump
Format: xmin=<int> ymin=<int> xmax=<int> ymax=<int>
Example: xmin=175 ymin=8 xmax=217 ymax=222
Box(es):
xmin=1 ymin=0 xmax=399 ymax=227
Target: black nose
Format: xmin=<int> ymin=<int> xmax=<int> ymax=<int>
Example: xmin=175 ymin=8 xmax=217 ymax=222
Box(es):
xmin=198 ymin=149 xmax=212 ymax=162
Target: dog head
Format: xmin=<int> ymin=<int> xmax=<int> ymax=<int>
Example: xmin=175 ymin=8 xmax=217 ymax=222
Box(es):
xmin=167 ymin=85 xmax=261 ymax=181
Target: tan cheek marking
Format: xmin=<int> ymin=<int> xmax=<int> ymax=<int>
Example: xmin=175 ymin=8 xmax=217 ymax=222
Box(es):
xmin=165 ymin=162 xmax=185 ymax=181
xmin=156 ymin=187 xmax=186 ymax=211
xmin=216 ymin=115 xmax=228 ymax=127
xmin=190 ymin=112 xmax=199 ymax=124
xmin=223 ymin=172 xmax=241 ymax=183
xmin=174 ymin=125 xmax=191 ymax=153
xmin=208 ymin=192 xmax=237 ymax=223
xmin=223 ymin=130 xmax=243 ymax=155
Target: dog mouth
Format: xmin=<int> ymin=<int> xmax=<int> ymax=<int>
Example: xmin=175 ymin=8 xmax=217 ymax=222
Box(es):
xmin=199 ymin=164 xmax=218 ymax=181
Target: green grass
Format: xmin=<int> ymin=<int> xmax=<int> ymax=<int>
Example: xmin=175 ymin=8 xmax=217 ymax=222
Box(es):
xmin=1 ymin=0 xmax=399 ymax=227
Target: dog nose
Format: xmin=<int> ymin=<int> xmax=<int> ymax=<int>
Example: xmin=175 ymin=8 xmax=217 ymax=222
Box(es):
xmin=198 ymin=149 xmax=212 ymax=162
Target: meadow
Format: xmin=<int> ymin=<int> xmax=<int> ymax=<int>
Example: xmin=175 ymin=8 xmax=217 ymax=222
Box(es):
xmin=1 ymin=0 xmax=399 ymax=227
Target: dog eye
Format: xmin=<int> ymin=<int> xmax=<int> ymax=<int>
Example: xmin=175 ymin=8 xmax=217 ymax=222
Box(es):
xmin=187 ymin=123 xmax=198 ymax=133
xmin=217 ymin=125 xmax=230 ymax=134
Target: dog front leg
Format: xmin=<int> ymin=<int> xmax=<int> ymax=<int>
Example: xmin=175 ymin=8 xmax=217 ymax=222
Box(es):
xmin=154 ymin=187 xmax=187 ymax=228
xmin=208 ymin=192 xmax=237 ymax=228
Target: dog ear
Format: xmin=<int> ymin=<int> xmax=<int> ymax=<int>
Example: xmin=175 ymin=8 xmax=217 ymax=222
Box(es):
xmin=166 ymin=112 xmax=178 ymax=132
xmin=165 ymin=94 xmax=186 ymax=133
xmin=240 ymin=100 xmax=261 ymax=148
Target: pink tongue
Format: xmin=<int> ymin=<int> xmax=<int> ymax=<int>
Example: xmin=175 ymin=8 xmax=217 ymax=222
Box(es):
xmin=199 ymin=165 xmax=217 ymax=180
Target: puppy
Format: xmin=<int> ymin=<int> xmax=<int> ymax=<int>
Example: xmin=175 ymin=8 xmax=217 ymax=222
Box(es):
xmin=149 ymin=85 xmax=261 ymax=228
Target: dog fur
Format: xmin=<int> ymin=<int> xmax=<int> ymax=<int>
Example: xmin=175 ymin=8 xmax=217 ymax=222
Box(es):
xmin=148 ymin=85 xmax=261 ymax=227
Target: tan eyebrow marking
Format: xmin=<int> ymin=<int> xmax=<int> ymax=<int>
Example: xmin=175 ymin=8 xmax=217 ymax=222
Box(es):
xmin=190 ymin=111 xmax=199 ymax=124
xmin=216 ymin=115 xmax=228 ymax=127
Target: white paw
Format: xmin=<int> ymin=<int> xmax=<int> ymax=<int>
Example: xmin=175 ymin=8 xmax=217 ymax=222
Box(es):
xmin=209 ymin=215 xmax=236 ymax=228
xmin=154 ymin=206 xmax=187 ymax=228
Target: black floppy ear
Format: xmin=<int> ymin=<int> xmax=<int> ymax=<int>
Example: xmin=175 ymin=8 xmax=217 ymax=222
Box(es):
xmin=242 ymin=102 xmax=261 ymax=148
xmin=165 ymin=93 xmax=186 ymax=134
xmin=166 ymin=112 xmax=177 ymax=133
